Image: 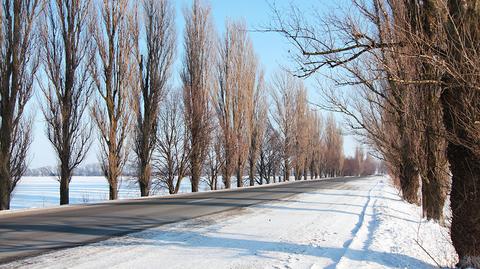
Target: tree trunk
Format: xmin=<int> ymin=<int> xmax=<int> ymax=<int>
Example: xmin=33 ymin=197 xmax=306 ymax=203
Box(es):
xmin=442 ymin=88 xmax=480 ymax=266
xmin=284 ymin=159 xmax=290 ymax=181
xmin=223 ymin=158 xmax=232 ymax=189
xmin=109 ymin=178 xmax=118 ymax=200
xmin=420 ymin=96 xmax=447 ymax=221
xmin=191 ymin=159 xmax=200 ymax=192
xmin=309 ymin=162 xmax=315 ymax=180
xmin=421 ymin=169 xmax=444 ymax=221
xmin=249 ymin=160 xmax=255 ymax=186
xmin=0 ymin=175 xmax=10 ymax=210
xmin=441 ymin=2 xmax=480 ymax=265
xmin=398 ymin=160 xmax=419 ymax=204
xmin=60 ymin=174 xmax=70 ymax=205
xmin=174 ymin=173 xmax=184 ymax=194
xmin=138 ymin=163 xmax=151 ymax=197
xmin=0 ymin=113 xmax=12 ymax=210
xmin=168 ymin=178 xmax=175 ymax=194
xmin=397 ymin=128 xmax=420 ymax=204
xmin=0 ymin=134 xmax=11 ymax=210
xmin=223 ymin=176 xmax=231 ymax=189
xmin=294 ymin=166 xmax=301 ymax=181
xmin=236 ymin=167 xmax=243 ymax=188
xmin=139 ymin=180 xmax=149 ymax=197
xmin=59 ymin=159 xmax=71 ymax=205
xmin=447 ymin=141 xmax=480 ymax=266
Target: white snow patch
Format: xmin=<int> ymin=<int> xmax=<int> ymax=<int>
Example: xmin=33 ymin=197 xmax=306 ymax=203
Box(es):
xmin=2 ymin=176 xmax=457 ymax=269
xmin=9 ymin=176 xmax=214 ymax=210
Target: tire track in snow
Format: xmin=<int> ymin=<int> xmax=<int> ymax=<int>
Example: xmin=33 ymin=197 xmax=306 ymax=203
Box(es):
xmin=328 ymin=179 xmax=380 ymax=269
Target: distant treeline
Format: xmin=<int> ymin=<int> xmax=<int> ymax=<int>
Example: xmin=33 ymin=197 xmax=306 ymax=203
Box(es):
xmin=25 ymin=164 xmax=137 ymax=177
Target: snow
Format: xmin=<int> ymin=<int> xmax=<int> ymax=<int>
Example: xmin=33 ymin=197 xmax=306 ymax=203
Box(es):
xmin=2 ymin=176 xmax=457 ymax=268
xmin=9 ymin=176 xmax=213 ymax=210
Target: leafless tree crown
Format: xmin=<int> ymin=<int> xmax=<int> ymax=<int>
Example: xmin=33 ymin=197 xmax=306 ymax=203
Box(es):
xmin=40 ymin=0 xmax=94 ymax=205
xmin=0 ymin=0 xmax=43 ymax=210
xmin=181 ymin=0 xmax=214 ymax=192
xmin=90 ymin=0 xmax=135 ymax=200
xmin=132 ymin=0 xmax=176 ymax=197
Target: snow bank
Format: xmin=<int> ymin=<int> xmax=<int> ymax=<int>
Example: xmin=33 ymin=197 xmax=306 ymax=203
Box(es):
xmin=336 ymin=178 xmax=457 ymax=269
xmin=2 ymin=176 xmax=457 ymax=269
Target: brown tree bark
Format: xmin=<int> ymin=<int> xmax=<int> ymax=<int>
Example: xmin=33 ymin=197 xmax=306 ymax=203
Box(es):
xmin=59 ymin=166 xmax=71 ymax=205
xmin=284 ymin=160 xmax=290 ymax=182
xmin=190 ymin=160 xmax=201 ymax=192
xmin=440 ymin=1 xmax=480 ymax=265
xmin=441 ymin=87 xmax=480 ymax=265
xmin=138 ymin=163 xmax=152 ymax=197
xmin=236 ymin=166 xmax=243 ymax=188
xmin=248 ymin=157 xmax=255 ymax=186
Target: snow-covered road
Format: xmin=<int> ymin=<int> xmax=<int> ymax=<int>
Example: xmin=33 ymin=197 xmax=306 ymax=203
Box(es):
xmin=2 ymin=176 xmax=456 ymax=269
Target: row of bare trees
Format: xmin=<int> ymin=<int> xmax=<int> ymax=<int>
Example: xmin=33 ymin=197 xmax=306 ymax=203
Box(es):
xmin=0 ymin=0 xmax=374 ymax=212
xmin=268 ymin=0 xmax=480 ymax=266
xmin=0 ymin=0 xmax=176 ymax=208
xmin=343 ymin=147 xmax=377 ymax=177
xmin=155 ymin=6 xmax=349 ymax=192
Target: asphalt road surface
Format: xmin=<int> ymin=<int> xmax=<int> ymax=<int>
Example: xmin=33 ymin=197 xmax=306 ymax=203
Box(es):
xmin=0 ymin=177 xmax=363 ymax=264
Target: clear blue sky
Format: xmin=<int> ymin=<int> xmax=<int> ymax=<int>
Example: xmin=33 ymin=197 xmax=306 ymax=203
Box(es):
xmin=29 ymin=0 xmax=357 ymax=169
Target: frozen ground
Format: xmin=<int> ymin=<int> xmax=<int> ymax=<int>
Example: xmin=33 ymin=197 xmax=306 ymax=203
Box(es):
xmin=10 ymin=176 xmax=212 ymax=210
xmin=2 ymin=176 xmax=457 ymax=268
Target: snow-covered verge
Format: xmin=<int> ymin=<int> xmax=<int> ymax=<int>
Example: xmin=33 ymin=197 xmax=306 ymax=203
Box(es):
xmin=2 ymin=176 xmax=457 ymax=269
xmin=9 ymin=177 xmax=139 ymax=210
xmin=9 ymin=176 xmax=213 ymax=210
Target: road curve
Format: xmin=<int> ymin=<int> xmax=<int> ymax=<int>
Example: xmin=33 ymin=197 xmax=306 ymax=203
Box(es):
xmin=0 ymin=177 xmax=363 ymax=264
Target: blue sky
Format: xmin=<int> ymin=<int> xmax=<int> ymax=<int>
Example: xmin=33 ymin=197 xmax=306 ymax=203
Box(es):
xmin=29 ymin=0 xmax=357 ymax=168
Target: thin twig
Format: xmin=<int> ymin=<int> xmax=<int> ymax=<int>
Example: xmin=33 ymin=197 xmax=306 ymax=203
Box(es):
xmin=415 ymin=221 xmax=442 ymax=268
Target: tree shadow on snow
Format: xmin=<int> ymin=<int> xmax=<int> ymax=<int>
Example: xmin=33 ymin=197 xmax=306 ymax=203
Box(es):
xmin=121 ymin=229 xmax=434 ymax=268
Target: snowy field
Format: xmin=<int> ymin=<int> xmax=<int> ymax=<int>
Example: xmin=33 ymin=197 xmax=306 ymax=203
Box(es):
xmin=10 ymin=176 xmax=212 ymax=210
xmin=2 ymin=176 xmax=457 ymax=268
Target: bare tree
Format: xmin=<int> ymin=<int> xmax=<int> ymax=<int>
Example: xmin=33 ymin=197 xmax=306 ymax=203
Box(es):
xmin=181 ymin=0 xmax=214 ymax=192
xmin=132 ymin=0 xmax=176 ymax=197
xmin=154 ymin=91 xmax=190 ymax=194
xmin=267 ymin=0 xmax=423 ymax=202
xmin=302 ymin=109 xmax=316 ymax=180
xmin=231 ymin=23 xmax=257 ymax=188
xmin=248 ymin=71 xmax=267 ymax=186
xmin=292 ymin=83 xmax=308 ymax=181
xmin=213 ymin=20 xmax=259 ymax=188
xmin=323 ymin=114 xmax=344 ymax=177
xmin=213 ymin=20 xmax=237 ymax=189
xmin=40 ymin=0 xmax=94 ymax=205
xmin=257 ymin=122 xmax=280 ymax=184
xmin=343 ymin=147 xmax=364 ymax=176
xmin=90 ymin=0 xmax=134 ymax=200
xmin=440 ymin=1 xmax=480 ymax=264
xmin=271 ymin=70 xmax=299 ymax=181
xmin=308 ymin=111 xmax=323 ymax=179
xmin=267 ymin=0 xmax=480 ymax=263
xmin=361 ymin=153 xmax=377 ymax=176
xmin=0 ymin=0 xmax=42 ymax=210
xmin=204 ymin=122 xmax=222 ymax=190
